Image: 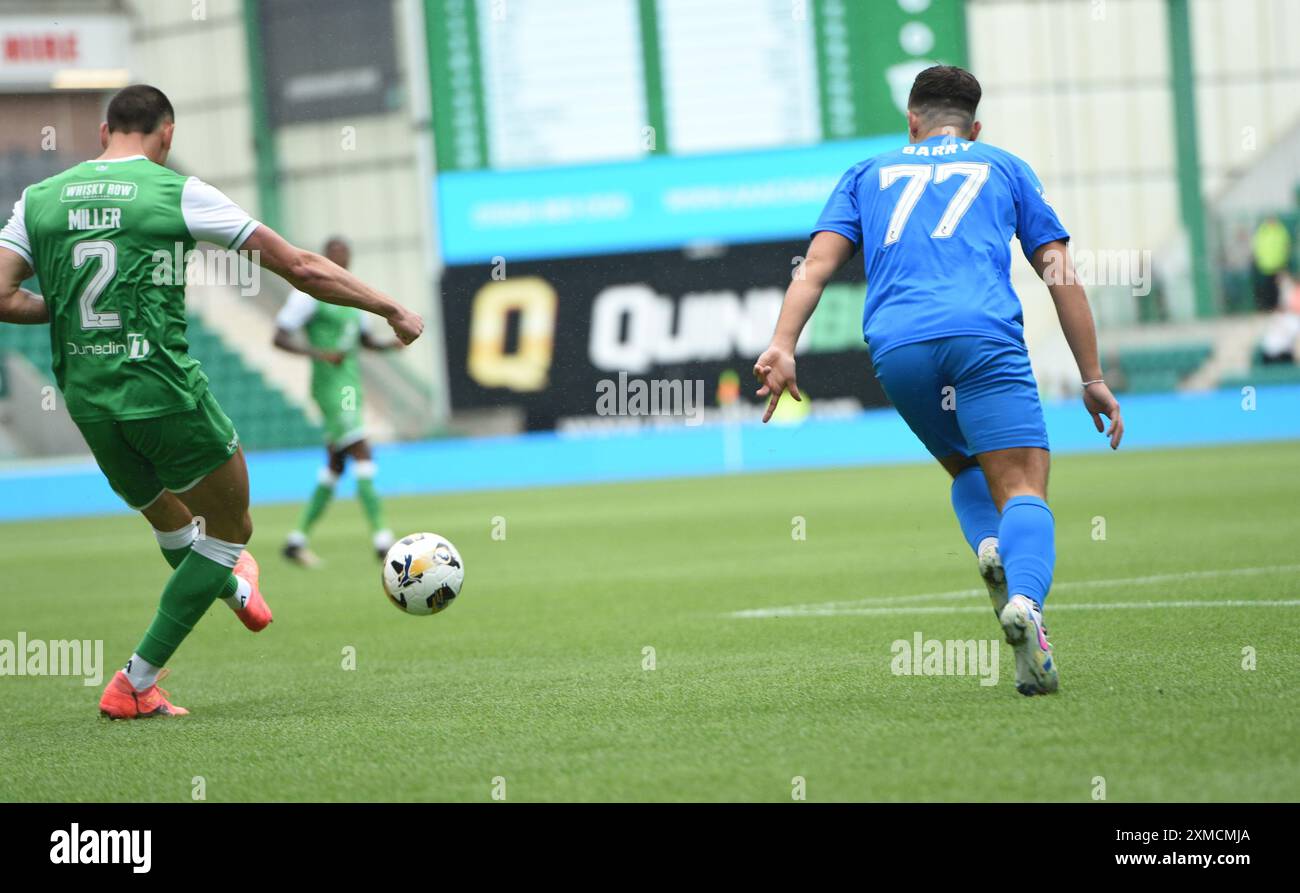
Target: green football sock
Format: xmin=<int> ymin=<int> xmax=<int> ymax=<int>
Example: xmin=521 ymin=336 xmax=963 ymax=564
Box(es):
xmin=135 ymin=550 xmax=233 ymax=667
xmin=356 ymin=477 xmax=386 ymax=533
xmin=160 ymin=545 xmax=237 ymax=599
xmin=298 ymin=482 xmax=335 ymax=534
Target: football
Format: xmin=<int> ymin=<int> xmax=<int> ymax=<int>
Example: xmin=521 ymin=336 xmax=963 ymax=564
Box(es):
xmin=381 ymin=532 xmax=465 ymax=616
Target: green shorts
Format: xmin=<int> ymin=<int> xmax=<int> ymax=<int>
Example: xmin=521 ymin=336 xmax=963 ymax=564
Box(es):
xmin=77 ymin=390 xmax=240 ymax=511
xmin=313 ymin=373 xmax=366 ymax=450
xmin=322 ymin=409 xmax=366 ymax=451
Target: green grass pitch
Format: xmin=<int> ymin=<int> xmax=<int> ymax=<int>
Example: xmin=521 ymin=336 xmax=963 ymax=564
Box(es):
xmin=1 ymin=440 xmax=1297 ymax=802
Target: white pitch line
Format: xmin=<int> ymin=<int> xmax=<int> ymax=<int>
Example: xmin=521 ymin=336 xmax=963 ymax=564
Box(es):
xmin=731 ymin=564 xmax=1300 ymax=619
xmin=733 ymin=599 xmax=1300 ymax=619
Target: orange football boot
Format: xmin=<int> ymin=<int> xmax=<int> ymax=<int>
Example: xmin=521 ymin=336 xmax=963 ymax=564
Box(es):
xmin=99 ymin=668 xmax=189 ymax=719
xmin=232 ymin=549 xmax=272 ymax=632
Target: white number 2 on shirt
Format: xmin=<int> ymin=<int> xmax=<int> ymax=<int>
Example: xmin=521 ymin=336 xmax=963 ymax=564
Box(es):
xmin=72 ymin=239 xmax=121 ymax=330
xmin=878 ymin=162 xmax=990 ymax=246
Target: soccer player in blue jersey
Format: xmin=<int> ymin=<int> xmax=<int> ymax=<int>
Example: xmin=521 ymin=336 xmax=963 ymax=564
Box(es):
xmin=754 ymin=66 xmax=1124 ymax=696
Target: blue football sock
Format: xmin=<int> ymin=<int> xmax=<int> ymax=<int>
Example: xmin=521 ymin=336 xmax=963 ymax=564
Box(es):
xmin=950 ymin=466 xmax=1001 ymax=555
xmin=998 ymin=495 xmax=1055 ymax=608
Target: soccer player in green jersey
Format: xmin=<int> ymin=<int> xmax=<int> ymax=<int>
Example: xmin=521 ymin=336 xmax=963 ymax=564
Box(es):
xmin=273 ymin=236 xmax=401 ymax=566
xmin=0 ymin=85 xmax=423 ymax=718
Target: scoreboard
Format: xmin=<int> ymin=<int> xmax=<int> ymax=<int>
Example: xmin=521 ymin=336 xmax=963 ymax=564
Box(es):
xmin=425 ymin=0 xmax=966 ymax=262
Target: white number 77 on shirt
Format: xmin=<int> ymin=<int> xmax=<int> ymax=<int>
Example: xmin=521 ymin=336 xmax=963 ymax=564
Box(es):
xmin=879 ymin=162 xmax=991 ymax=246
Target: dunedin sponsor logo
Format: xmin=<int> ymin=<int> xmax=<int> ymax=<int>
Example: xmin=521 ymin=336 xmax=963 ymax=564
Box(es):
xmin=66 ymin=333 xmax=151 ymax=360
xmin=127 ymin=332 xmax=150 ymax=360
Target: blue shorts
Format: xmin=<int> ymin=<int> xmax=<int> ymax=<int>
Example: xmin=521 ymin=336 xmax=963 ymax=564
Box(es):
xmin=872 ymin=336 xmax=1049 ymax=459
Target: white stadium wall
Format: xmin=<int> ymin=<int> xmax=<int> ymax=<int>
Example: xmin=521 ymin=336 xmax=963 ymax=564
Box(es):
xmin=967 ymin=0 xmax=1300 ymax=392
xmin=125 ymin=0 xmax=434 ymax=388
xmin=270 ymin=0 xmax=434 ymax=384
xmin=125 ymin=0 xmax=261 ymax=227
xmin=967 ymin=0 xmax=1180 ymax=390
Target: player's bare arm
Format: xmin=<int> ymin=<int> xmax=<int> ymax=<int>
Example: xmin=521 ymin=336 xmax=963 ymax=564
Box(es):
xmin=1030 ymin=240 xmax=1124 ymax=449
xmin=0 ymin=246 xmax=48 ymax=325
xmin=360 ymin=330 xmax=403 ymax=352
xmin=754 ymin=230 xmax=856 ymax=423
xmin=271 ymin=326 xmax=345 ymax=365
xmin=241 ymin=225 xmax=424 ymax=345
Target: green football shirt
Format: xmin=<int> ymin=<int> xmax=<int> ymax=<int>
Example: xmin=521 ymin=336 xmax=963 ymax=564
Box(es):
xmin=0 ymin=155 xmax=259 ymax=422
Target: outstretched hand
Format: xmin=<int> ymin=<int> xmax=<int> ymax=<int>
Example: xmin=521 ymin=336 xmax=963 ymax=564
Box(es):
xmin=1084 ymin=380 xmax=1123 ymax=449
xmin=753 ymin=345 xmax=801 ymax=423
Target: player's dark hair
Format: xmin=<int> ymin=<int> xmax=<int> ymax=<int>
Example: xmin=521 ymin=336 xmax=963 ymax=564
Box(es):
xmin=908 ymin=66 xmax=981 ymax=129
xmin=106 ymin=85 xmax=175 ymax=135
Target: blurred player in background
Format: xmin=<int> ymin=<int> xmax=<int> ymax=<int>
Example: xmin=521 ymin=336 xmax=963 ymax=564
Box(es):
xmin=754 ymin=66 xmax=1123 ymax=696
xmin=273 ymin=236 xmax=400 ymax=567
xmin=0 ymin=85 xmax=423 ymax=718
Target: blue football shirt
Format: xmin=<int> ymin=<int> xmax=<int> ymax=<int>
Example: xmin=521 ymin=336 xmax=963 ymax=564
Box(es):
xmin=813 ymin=135 xmax=1069 ymax=359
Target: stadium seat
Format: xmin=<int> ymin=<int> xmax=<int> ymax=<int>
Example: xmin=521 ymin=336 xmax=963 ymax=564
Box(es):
xmin=1115 ymin=342 xmax=1213 ymax=393
xmin=0 ymin=318 xmax=322 ymax=451
xmin=1220 ymin=366 xmax=1300 ymax=389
